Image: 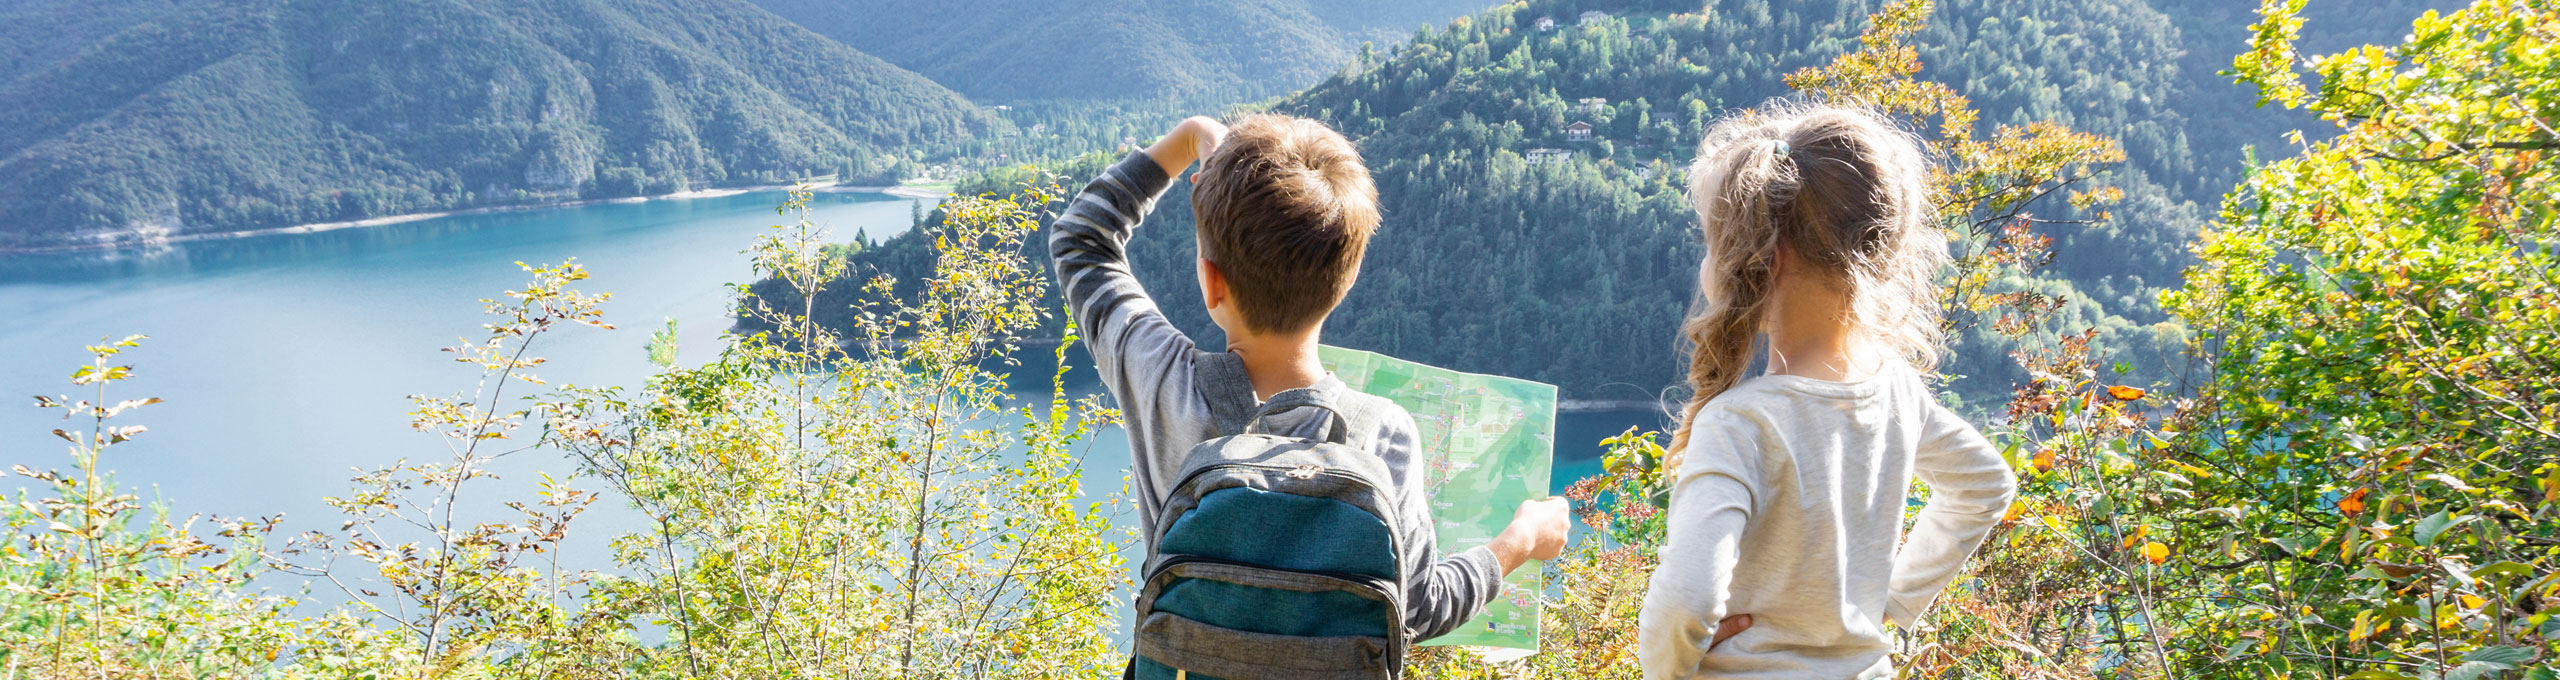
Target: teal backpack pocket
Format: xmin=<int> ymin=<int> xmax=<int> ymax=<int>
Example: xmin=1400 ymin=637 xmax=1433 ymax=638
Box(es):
xmin=1132 ymin=386 xmax=1414 ymax=680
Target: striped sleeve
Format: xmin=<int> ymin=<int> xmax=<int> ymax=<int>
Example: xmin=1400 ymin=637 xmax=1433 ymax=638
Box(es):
xmin=1049 ymin=151 xmax=1176 ymax=348
xmin=1047 ymin=152 xmax=1202 ymax=513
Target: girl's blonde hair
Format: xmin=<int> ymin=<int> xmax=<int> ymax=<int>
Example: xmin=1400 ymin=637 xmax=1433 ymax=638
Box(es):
xmin=1667 ymin=102 xmax=1947 ymax=456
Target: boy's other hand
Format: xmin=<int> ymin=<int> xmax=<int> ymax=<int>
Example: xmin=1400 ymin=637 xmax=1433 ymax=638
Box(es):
xmin=1489 ymin=497 xmax=1570 ymax=575
xmin=1146 ymin=116 xmax=1228 ymax=178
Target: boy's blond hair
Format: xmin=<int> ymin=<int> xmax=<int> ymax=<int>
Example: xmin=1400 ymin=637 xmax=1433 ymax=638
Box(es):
xmin=1671 ymin=102 xmax=1947 ymax=453
xmin=1190 ymin=114 xmax=1381 ymax=333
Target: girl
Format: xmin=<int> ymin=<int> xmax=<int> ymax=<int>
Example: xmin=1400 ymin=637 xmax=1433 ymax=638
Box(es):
xmin=1636 ymin=103 xmax=2018 ymax=678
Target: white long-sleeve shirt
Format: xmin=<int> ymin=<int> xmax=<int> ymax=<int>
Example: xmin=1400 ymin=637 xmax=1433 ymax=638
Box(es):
xmin=1638 ymin=364 xmax=2017 ymax=679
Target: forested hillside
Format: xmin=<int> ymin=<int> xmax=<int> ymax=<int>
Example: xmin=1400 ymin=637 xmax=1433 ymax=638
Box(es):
xmin=0 ymin=0 xmax=1001 ymax=251
xmin=793 ymin=0 xmax=2451 ymax=408
xmin=746 ymin=0 xmax=1492 ymax=104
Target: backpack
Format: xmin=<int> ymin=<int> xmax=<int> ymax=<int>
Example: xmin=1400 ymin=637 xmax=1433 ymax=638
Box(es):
xmin=1127 ymin=355 xmax=1413 ymax=679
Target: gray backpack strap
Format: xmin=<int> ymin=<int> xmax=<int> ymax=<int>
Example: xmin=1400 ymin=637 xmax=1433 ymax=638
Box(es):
xmin=1253 ymin=383 xmax=1387 ymax=449
xmin=1193 ymin=350 xmax=1257 ymax=437
xmin=1245 ymin=389 xmax=1352 ymax=443
xmin=1196 ymin=349 xmax=1385 ymax=446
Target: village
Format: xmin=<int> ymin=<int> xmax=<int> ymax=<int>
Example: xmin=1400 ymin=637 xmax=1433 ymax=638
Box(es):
xmin=1518 ymin=9 xmax=1676 ymax=181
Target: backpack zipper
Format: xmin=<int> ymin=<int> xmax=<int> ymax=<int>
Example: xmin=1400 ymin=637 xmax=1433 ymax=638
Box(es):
xmin=1138 ymin=554 xmax=1408 ymax=667
xmin=1164 ymin=460 xmax=1394 ymax=508
xmin=1156 ymin=461 xmax=1406 ymax=565
xmin=1142 ymin=554 xmax=1401 ymax=602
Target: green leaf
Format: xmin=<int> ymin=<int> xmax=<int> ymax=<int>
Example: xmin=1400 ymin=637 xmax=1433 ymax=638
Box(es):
xmin=2414 ymin=510 xmax=2472 ymax=547
xmin=2462 ymin=646 xmax=2532 ymax=667
xmin=2473 ymin=561 xmax=2533 ymax=581
xmin=2218 ymin=638 xmax=2258 ymax=662
xmin=2446 ymin=661 xmax=2508 ymax=680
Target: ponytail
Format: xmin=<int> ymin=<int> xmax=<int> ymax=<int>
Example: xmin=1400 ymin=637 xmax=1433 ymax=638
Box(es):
xmin=1667 ymin=134 xmax=1795 ymax=460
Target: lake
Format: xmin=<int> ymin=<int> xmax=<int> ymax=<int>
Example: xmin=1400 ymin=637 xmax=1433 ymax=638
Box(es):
xmin=0 ymin=189 xmax=1660 ymax=580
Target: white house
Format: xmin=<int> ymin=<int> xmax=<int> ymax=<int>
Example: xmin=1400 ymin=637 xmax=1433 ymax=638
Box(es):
xmin=1578 ymin=97 xmax=1608 ymax=113
xmin=1565 ymin=121 xmax=1595 ymax=142
xmin=1526 ymin=148 xmax=1571 ymax=166
xmin=1534 ymin=16 xmax=1556 ymax=31
xmin=1579 ymin=10 xmax=1610 ymax=25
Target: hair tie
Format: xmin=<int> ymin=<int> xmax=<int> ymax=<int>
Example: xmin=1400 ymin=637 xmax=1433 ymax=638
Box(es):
xmin=1771 ymin=140 xmax=1791 ymax=157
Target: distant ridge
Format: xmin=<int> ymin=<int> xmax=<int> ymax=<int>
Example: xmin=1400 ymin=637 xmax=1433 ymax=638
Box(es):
xmin=0 ymin=0 xmax=1001 ymax=250
xmin=746 ymin=0 xmax=1494 ymax=104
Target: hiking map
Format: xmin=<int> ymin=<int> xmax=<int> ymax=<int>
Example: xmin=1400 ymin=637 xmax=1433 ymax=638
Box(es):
xmin=1318 ymin=346 xmax=1556 ymax=654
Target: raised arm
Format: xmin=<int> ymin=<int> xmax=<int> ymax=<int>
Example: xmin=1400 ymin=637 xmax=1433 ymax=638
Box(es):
xmin=1047 ymin=117 xmax=1228 ymax=506
xmin=1047 ymin=117 xmax=1223 ymax=370
xmin=1885 ymin=402 xmax=2018 ymax=625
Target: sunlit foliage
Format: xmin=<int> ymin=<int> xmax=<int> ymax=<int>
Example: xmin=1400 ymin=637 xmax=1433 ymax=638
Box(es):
xmin=2153 ymin=0 xmax=2560 ymax=675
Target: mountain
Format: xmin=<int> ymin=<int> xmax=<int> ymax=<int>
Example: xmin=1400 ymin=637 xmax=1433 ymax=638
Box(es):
xmin=744 ymin=0 xmax=1492 ymax=104
xmin=0 ymin=0 xmax=1002 ymax=251
xmin=789 ymin=0 xmax=2452 ymax=408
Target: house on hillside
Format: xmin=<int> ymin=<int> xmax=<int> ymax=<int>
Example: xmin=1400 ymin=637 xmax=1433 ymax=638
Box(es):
xmin=1534 ymin=16 xmax=1556 ymax=31
xmin=1565 ymin=121 xmax=1594 ymax=142
xmin=1578 ymin=97 xmax=1607 ymax=113
xmin=1526 ymin=148 xmax=1571 ymax=166
xmin=1579 ymin=10 xmax=1610 ymax=25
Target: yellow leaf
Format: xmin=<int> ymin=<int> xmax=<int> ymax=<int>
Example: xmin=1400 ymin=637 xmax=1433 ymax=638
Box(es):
xmin=2105 ymin=385 xmax=2147 ymax=401
xmin=2142 ymin=541 xmax=2169 ymax=565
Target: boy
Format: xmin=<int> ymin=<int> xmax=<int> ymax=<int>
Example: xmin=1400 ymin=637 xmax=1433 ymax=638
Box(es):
xmin=1049 ymin=114 xmax=1571 ymax=645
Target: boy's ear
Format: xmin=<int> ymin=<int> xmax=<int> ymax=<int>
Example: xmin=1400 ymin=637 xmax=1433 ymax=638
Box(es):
xmin=1197 ymin=256 xmax=1227 ymax=311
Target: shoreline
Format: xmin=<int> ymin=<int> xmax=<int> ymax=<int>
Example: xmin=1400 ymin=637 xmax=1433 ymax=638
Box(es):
xmin=1 ymin=180 xmax=952 ymax=257
xmin=1559 ymin=399 xmax=1667 ymax=414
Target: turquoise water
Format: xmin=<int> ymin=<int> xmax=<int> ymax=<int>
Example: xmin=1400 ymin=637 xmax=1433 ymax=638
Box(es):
xmin=0 ymin=190 xmax=1656 ymax=582
xmin=0 ymin=191 xmax=929 ymax=536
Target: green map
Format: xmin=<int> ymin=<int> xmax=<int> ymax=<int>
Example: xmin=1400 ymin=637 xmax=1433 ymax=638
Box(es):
xmin=1318 ymin=346 xmax=1555 ymax=654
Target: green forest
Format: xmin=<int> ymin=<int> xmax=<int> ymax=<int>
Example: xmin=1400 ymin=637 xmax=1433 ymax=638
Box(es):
xmin=0 ymin=0 xmax=999 ymax=250
xmin=6 ymin=0 xmax=2557 ymax=677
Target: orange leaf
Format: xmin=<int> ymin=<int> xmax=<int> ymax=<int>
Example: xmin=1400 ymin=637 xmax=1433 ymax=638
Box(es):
xmin=2105 ymin=385 xmax=2147 ymax=401
xmin=2142 ymin=541 xmax=2169 ymax=565
xmin=2032 ymin=449 xmax=2057 ymax=472
xmin=2338 ymin=487 xmax=2370 ymax=515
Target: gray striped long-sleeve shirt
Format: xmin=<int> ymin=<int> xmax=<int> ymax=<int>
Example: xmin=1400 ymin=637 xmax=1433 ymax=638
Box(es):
xmin=1049 ymin=151 xmax=1503 ymax=643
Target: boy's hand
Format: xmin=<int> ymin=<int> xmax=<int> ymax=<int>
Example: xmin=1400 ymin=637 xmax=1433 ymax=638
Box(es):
xmin=1489 ymin=497 xmax=1570 ymax=575
xmin=1145 ymin=116 xmax=1228 ymax=178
